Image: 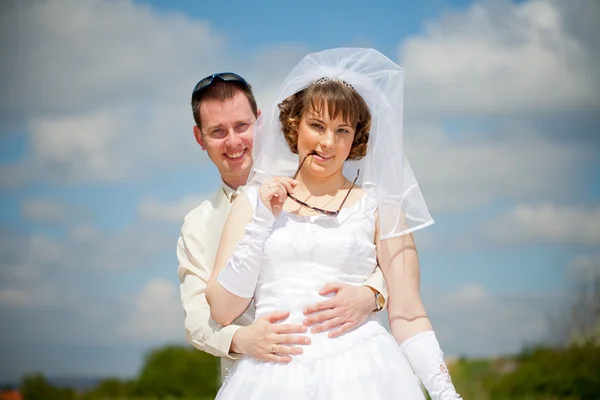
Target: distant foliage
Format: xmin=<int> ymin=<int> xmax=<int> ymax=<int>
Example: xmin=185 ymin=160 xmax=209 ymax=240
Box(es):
xmin=81 ymin=378 xmax=137 ymax=400
xmin=449 ymin=358 xmax=498 ymax=400
xmin=449 ymin=344 xmax=600 ymax=400
xmin=23 ymin=345 xmax=220 ymax=400
xmin=134 ymin=345 xmax=219 ymax=399
xmin=485 ymin=344 xmax=600 ymax=400
xmin=21 ymin=374 xmax=77 ymax=400
xmin=21 ymin=342 xmax=600 ymax=399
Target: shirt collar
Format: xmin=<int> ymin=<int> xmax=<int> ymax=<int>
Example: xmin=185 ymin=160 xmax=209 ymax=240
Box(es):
xmin=222 ymin=181 xmax=245 ymax=203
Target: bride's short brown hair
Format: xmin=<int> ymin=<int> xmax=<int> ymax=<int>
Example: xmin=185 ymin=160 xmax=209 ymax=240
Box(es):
xmin=278 ymin=80 xmax=371 ymax=160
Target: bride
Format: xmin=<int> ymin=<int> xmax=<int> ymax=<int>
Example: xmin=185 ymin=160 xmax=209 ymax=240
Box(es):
xmin=206 ymin=48 xmax=462 ymax=399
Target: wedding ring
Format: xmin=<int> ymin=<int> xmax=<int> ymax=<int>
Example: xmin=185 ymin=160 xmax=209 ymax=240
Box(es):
xmin=272 ymin=344 xmax=277 ymax=354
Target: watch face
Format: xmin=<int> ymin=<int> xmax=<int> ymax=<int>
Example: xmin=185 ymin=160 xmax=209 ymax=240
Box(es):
xmin=376 ymin=294 xmax=385 ymax=310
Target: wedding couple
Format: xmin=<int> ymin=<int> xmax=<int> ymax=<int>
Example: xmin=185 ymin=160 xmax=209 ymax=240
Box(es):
xmin=177 ymin=48 xmax=462 ymax=399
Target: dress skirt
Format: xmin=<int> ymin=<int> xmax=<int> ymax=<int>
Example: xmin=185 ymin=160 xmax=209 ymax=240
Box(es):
xmin=216 ymin=320 xmax=426 ymax=400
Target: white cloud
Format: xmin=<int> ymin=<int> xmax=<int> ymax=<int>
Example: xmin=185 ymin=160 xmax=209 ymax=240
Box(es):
xmin=0 ymin=282 xmax=64 ymax=308
xmin=21 ymin=199 xmax=65 ymax=222
xmin=21 ymin=198 xmax=88 ymax=223
xmin=4 ymin=0 xmax=595 ymax=193
xmin=119 ymin=278 xmax=184 ymax=341
xmin=28 ymin=233 xmax=67 ymax=265
xmin=484 ymin=204 xmax=600 ymax=244
xmin=400 ymin=0 xmax=600 ymax=117
xmin=138 ymin=195 xmax=209 ymax=223
xmin=28 ymin=109 xmax=134 ymax=182
xmin=567 ymin=253 xmax=600 ymax=283
xmin=0 ymin=224 xmax=184 ymax=350
xmin=0 ymin=0 xmax=225 ymax=125
xmin=0 ymin=232 xmax=75 ymax=307
xmin=64 ymin=224 xmax=176 ymax=270
xmin=423 ymin=284 xmax=558 ymax=356
xmin=0 ymin=0 xmax=309 ymax=185
xmin=0 ymin=288 xmax=30 ymax=307
xmin=447 ymin=284 xmax=489 ymax=303
xmin=404 ymin=124 xmax=594 ymax=212
xmin=0 ymin=223 xmax=176 ymax=308
xmin=0 ymin=232 xmax=67 ymax=280
xmin=0 ymin=238 xmax=71 ymax=308
xmin=0 ymin=163 xmax=32 ymax=188
xmin=243 ymin=44 xmax=310 ymax=109
xmin=69 ymin=224 xmax=98 ymax=243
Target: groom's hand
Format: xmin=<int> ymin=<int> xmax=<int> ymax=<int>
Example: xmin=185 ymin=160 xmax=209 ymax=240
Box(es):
xmin=303 ymin=283 xmax=375 ymax=338
xmin=230 ymin=311 xmax=310 ymax=363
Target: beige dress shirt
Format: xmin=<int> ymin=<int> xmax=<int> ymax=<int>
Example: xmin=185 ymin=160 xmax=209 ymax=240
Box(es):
xmin=177 ymin=182 xmax=388 ymax=381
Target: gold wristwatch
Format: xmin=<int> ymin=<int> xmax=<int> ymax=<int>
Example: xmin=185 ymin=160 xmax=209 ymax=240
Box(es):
xmin=367 ymin=286 xmax=385 ymax=312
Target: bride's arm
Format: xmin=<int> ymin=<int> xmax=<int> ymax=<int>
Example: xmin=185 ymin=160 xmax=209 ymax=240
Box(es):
xmin=206 ymin=192 xmax=275 ymax=326
xmin=375 ymin=213 xmax=462 ymax=400
xmin=374 ymin=213 xmax=432 ymax=341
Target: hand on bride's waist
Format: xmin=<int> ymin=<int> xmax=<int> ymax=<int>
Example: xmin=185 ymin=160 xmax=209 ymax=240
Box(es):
xmin=300 ymin=282 xmax=377 ymax=338
xmin=231 ymin=310 xmax=310 ymax=364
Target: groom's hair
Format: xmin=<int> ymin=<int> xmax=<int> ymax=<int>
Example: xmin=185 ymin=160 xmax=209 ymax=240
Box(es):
xmin=191 ymin=80 xmax=258 ymax=131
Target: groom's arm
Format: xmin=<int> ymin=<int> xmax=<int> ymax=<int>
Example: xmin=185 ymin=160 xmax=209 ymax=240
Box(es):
xmin=179 ymin=199 xmax=309 ymax=363
xmin=177 ymin=206 xmax=243 ymax=359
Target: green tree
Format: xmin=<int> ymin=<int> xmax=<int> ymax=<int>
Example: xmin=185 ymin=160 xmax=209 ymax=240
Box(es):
xmin=21 ymin=373 xmax=77 ymax=400
xmin=450 ymin=358 xmax=499 ymax=400
xmin=486 ymin=344 xmax=600 ymax=400
xmin=135 ymin=345 xmax=219 ymax=399
xmin=81 ymin=377 xmax=136 ymax=400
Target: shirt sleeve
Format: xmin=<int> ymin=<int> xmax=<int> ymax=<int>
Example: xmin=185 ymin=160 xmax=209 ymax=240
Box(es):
xmin=177 ymin=207 xmax=243 ymax=360
xmin=364 ymin=265 xmax=388 ymax=311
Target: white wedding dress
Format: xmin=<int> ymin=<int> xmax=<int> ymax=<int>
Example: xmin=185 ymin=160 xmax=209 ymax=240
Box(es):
xmin=216 ymin=186 xmax=425 ymax=399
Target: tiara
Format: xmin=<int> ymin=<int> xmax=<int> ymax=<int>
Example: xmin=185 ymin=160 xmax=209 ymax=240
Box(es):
xmin=311 ymin=77 xmax=355 ymax=90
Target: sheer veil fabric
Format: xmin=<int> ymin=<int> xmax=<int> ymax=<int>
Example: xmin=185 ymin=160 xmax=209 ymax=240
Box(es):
xmin=248 ymin=47 xmax=433 ymax=239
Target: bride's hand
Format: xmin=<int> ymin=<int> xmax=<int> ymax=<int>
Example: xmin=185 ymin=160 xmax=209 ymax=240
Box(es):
xmin=259 ymin=177 xmax=298 ymax=218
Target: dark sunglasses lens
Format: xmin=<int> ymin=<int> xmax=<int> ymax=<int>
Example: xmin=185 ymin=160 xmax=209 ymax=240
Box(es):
xmin=192 ymin=76 xmax=214 ymax=95
xmin=217 ymin=72 xmax=246 ymax=83
xmin=192 ymin=72 xmax=247 ymax=97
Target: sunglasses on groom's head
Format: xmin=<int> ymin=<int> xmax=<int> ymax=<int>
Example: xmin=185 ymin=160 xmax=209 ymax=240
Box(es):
xmin=191 ymin=72 xmax=249 ymax=98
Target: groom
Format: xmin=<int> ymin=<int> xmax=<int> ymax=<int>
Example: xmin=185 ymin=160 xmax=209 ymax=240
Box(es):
xmin=177 ymin=72 xmax=388 ymax=380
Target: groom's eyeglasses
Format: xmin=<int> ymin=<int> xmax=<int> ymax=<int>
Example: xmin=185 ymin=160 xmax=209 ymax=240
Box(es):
xmin=192 ymin=72 xmax=249 ymax=97
xmin=287 ymin=154 xmax=360 ymax=217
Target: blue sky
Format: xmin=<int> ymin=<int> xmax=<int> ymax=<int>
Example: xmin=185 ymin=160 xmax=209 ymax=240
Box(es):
xmin=0 ymin=0 xmax=598 ymax=382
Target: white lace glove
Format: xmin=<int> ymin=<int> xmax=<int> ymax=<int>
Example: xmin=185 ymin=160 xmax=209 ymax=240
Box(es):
xmin=217 ymin=193 xmax=276 ymax=298
xmin=401 ymin=330 xmax=462 ymax=400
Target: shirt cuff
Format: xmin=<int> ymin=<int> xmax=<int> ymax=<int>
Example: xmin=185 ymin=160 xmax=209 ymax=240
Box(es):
xmin=364 ymin=284 xmax=386 ymax=313
xmin=217 ymin=324 xmax=244 ymax=360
